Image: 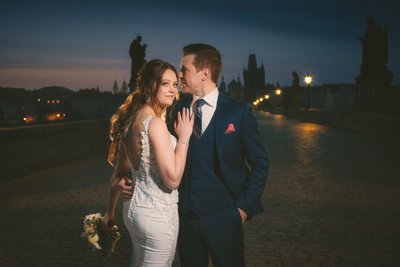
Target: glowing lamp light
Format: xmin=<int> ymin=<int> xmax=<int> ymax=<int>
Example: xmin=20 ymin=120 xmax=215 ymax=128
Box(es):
xmin=304 ymin=73 xmax=313 ymax=85
xmin=275 ymin=89 xmax=282 ymax=95
xmin=265 ymin=95 xmax=270 ymax=99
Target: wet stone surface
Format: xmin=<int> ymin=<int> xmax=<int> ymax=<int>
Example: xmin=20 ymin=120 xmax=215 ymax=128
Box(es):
xmin=0 ymin=112 xmax=399 ymax=266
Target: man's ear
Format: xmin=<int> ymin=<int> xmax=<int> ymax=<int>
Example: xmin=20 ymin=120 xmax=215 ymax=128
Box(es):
xmin=201 ymin=68 xmax=211 ymax=81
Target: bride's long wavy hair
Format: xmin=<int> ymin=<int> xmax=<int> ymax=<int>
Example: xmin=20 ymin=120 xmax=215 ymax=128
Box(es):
xmin=107 ymin=59 xmax=178 ymax=166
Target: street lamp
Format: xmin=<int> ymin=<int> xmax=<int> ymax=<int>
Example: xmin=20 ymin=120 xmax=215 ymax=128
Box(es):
xmin=304 ymin=73 xmax=312 ymax=86
xmin=304 ymin=73 xmax=312 ymax=109
xmin=274 ymin=85 xmax=283 ymax=109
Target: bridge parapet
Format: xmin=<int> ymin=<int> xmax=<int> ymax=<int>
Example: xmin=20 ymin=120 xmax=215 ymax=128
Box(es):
xmin=0 ymin=119 xmax=109 ymax=182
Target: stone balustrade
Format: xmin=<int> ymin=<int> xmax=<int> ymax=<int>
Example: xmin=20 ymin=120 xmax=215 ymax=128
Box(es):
xmin=0 ymin=119 xmax=110 ymax=182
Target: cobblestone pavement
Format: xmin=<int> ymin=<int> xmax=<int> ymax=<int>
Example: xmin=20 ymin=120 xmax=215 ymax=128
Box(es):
xmin=1 ymin=112 xmax=399 ymax=266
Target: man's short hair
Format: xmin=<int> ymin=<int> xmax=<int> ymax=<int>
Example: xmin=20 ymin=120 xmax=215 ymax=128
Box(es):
xmin=183 ymin=43 xmax=222 ymax=83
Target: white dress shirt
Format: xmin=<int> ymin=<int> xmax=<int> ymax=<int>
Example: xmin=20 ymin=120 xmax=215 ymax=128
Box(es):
xmin=191 ymin=88 xmax=219 ymax=134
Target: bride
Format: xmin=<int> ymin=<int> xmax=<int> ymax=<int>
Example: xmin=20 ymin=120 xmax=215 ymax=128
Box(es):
xmin=102 ymin=59 xmax=193 ymax=266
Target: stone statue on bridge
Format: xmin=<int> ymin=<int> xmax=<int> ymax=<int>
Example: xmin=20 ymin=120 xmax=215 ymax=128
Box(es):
xmin=292 ymin=71 xmax=300 ymax=90
xmin=129 ymin=35 xmax=147 ymax=92
xmin=286 ymin=71 xmax=302 ymax=109
xmin=355 ymin=18 xmax=393 ymax=111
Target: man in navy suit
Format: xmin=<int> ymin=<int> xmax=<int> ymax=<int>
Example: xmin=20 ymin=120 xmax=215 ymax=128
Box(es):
xmin=119 ymin=43 xmax=268 ymax=267
xmin=172 ymin=43 xmax=268 ymax=267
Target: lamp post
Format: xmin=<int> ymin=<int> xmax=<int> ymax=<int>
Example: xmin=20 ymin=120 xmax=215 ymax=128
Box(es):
xmin=274 ymin=86 xmax=282 ymax=110
xmin=304 ymin=73 xmax=312 ymax=109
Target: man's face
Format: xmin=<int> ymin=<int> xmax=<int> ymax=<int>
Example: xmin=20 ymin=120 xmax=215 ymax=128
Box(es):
xmin=179 ymin=54 xmax=202 ymax=94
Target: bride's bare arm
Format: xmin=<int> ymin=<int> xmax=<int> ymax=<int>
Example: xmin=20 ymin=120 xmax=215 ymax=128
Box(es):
xmin=103 ymin=141 xmax=129 ymax=223
xmin=148 ymin=108 xmax=193 ymax=190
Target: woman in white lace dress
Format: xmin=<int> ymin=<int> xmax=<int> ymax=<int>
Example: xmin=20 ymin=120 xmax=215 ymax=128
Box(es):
xmin=102 ymin=59 xmax=194 ymax=266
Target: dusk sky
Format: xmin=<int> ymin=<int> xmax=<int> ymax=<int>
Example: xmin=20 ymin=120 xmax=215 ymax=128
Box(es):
xmin=1 ymin=0 xmax=399 ymax=91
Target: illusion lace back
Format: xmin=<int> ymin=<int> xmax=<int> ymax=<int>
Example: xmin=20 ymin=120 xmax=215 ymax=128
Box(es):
xmin=122 ymin=115 xmax=179 ymax=267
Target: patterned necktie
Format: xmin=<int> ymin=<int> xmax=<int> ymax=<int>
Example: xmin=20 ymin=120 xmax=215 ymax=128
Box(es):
xmin=193 ymin=98 xmax=206 ymax=139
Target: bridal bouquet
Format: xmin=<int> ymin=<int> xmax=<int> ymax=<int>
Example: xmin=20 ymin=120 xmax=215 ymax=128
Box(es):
xmin=81 ymin=213 xmax=121 ymax=256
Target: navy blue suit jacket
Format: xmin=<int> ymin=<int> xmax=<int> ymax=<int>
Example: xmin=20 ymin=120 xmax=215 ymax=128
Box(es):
xmin=168 ymin=92 xmax=268 ymax=219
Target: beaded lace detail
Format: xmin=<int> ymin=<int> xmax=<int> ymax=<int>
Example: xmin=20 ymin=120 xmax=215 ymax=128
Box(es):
xmin=126 ymin=116 xmax=178 ymax=221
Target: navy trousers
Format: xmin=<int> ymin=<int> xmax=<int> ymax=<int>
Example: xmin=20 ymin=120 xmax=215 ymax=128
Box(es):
xmin=178 ymin=207 xmax=245 ymax=267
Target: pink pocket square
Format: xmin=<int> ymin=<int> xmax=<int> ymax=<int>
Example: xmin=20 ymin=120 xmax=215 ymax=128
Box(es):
xmin=224 ymin=123 xmax=235 ymax=134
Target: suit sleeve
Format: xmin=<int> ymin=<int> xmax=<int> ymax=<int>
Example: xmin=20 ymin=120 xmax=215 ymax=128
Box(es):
xmin=235 ymin=104 xmax=268 ymax=218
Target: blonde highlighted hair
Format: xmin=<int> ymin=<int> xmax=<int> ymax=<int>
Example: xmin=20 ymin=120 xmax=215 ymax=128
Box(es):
xmin=107 ymin=59 xmax=178 ymax=166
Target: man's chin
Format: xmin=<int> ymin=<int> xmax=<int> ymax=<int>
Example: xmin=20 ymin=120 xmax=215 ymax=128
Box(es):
xmin=181 ymin=86 xmax=192 ymax=94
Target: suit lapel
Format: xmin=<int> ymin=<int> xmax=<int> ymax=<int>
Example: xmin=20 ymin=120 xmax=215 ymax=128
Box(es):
xmin=215 ymin=94 xmax=230 ymax=156
xmin=179 ymin=93 xmax=192 ymax=110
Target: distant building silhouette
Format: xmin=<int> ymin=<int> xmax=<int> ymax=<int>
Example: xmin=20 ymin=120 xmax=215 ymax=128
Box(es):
xmin=243 ymin=54 xmax=265 ymax=102
xmin=121 ymin=80 xmax=128 ymax=94
xmin=0 ymin=86 xmax=128 ymax=127
xmin=112 ymin=80 xmax=119 ymax=94
xmin=355 ymin=18 xmax=393 ymax=111
xmin=227 ymin=76 xmax=244 ymax=100
xmin=129 ymin=35 xmax=147 ymax=92
xmin=219 ymin=76 xmax=227 ymax=94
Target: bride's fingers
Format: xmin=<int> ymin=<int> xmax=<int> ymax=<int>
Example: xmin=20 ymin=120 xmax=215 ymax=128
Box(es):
xmin=186 ymin=108 xmax=191 ymax=120
xmin=181 ymin=108 xmax=185 ymax=121
xmin=177 ymin=111 xmax=182 ymax=123
xmin=181 ymin=108 xmax=186 ymax=121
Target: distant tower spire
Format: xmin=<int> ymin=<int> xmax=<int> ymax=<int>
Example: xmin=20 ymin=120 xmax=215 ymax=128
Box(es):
xmin=112 ymin=79 xmax=119 ymax=94
xmin=243 ymin=53 xmax=266 ymax=102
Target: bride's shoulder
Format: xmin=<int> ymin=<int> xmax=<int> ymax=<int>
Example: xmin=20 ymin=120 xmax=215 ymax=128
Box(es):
xmin=147 ymin=116 xmax=166 ymax=131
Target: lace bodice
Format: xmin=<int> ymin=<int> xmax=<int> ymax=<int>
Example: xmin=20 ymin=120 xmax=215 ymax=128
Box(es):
xmin=126 ymin=116 xmax=178 ymax=211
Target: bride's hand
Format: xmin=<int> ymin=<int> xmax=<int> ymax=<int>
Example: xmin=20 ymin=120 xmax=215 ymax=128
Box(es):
xmin=101 ymin=213 xmax=115 ymax=233
xmin=174 ymin=108 xmax=194 ymax=143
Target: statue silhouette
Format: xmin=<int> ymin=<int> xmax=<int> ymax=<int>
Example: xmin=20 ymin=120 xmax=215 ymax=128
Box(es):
xmin=360 ymin=18 xmax=389 ymax=75
xmin=355 ymin=18 xmax=393 ymax=111
xmin=129 ymin=35 xmax=147 ymax=92
xmin=292 ymin=71 xmax=300 ymax=90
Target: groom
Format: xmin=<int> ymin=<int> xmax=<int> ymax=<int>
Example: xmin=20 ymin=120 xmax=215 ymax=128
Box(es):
xmin=120 ymin=43 xmax=268 ymax=266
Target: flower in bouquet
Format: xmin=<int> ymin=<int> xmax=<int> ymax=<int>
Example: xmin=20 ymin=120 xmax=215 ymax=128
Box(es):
xmin=81 ymin=213 xmax=121 ymax=256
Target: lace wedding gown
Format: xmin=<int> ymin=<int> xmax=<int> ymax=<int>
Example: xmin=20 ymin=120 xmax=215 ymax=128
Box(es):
xmin=122 ymin=116 xmax=179 ymax=267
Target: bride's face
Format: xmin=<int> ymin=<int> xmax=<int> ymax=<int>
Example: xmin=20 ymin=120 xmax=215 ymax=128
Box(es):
xmin=155 ymin=69 xmax=178 ymax=109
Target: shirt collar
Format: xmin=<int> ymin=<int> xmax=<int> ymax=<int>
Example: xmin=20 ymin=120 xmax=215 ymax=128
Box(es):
xmin=192 ymin=87 xmax=219 ymax=107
